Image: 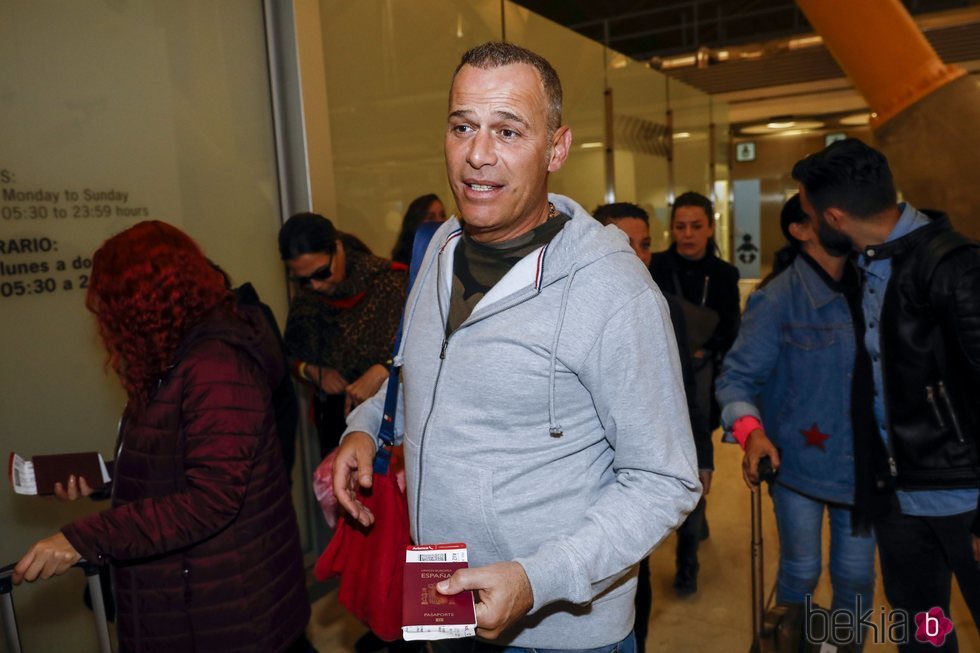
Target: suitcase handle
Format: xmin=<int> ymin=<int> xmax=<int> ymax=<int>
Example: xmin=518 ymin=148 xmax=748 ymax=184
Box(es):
xmin=0 ymin=559 xmax=100 ymax=587
xmin=750 ymin=457 xmax=776 ymax=651
xmin=757 ymin=456 xmax=776 ymax=485
xmin=0 ymin=560 xmax=112 ymax=653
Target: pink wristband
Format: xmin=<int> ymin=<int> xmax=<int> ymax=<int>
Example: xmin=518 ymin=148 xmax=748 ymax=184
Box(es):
xmin=732 ymin=415 xmax=763 ymax=450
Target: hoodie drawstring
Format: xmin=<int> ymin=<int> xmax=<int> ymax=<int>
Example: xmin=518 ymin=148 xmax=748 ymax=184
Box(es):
xmin=548 ymin=267 xmax=578 ymax=438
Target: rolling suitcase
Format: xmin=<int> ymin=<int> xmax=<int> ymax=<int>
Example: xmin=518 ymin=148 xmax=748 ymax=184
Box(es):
xmin=0 ymin=560 xmax=112 ymax=653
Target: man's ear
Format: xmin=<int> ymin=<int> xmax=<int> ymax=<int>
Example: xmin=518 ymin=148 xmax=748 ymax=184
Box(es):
xmin=824 ymin=207 xmax=847 ymax=230
xmin=547 ymin=126 xmax=572 ymax=173
xmin=787 ymin=220 xmax=811 ymax=242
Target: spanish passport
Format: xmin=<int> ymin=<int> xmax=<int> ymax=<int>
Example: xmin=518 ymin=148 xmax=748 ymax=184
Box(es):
xmin=402 ymin=543 xmax=477 ymax=641
xmin=9 ymin=451 xmax=110 ymax=496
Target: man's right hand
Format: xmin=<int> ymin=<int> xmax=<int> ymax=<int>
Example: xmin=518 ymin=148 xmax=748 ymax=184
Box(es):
xmin=332 ymin=431 xmax=378 ymax=527
xmin=742 ymin=429 xmax=780 ymax=490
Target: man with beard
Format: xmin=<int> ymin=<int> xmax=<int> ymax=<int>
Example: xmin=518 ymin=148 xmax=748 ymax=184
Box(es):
xmin=332 ymin=42 xmax=700 ymax=652
xmin=793 ymin=138 xmax=980 ymax=651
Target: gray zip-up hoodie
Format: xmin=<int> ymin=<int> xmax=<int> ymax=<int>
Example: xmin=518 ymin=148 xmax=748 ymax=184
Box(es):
xmin=345 ymin=193 xmax=700 ymax=648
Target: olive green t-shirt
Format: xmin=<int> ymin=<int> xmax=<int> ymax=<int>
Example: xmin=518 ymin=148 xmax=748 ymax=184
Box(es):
xmin=447 ymin=213 xmax=570 ymax=335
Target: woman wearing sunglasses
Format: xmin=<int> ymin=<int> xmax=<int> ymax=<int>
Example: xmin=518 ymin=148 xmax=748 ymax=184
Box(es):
xmin=278 ymin=212 xmax=408 ymax=458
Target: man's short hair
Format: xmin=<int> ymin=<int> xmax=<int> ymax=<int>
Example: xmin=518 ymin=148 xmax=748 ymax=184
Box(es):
xmin=791 ymin=137 xmax=897 ymax=219
xmin=671 ymin=191 xmax=714 ymax=225
xmin=594 ymin=202 xmax=649 ymax=225
xmin=454 ymin=42 xmax=562 ymax=136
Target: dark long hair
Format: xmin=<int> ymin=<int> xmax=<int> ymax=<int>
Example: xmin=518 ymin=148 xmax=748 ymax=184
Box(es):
xmin=278 ymin=212 xmax=338 ymax=260
xmin=759 ymin=194 xmax=807 ymax=288
xmin=391 ymin=194 xmax=441 ymax=264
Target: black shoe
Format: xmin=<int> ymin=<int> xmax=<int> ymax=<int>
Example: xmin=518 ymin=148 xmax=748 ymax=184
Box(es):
xmin=673 ymin=567 xmax=698 ymax=597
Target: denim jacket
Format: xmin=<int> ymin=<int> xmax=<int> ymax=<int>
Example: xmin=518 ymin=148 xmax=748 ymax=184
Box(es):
xmin=716 ymin=255 xmax=857 ymax=505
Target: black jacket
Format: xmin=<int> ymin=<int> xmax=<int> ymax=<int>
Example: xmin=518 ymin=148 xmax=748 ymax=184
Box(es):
xmin=867 ymin=211 xmax=979 ymax=505
xmin=650 ymin=244 xmax=741 ymax=430
xmin=664 ymin=293 xmax=712 ymax=471
xmin=649 ymin=244 xmax=741 ymax=358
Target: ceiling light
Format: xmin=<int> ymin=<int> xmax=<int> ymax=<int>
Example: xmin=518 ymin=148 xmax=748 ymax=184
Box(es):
xmin=788 ymin=35 xmax=823 ymax=49
xmin=840 ymin=113 xmax=871 ymax=126
xmin=674 ymin=132 xmax=691 ymax=139
xmin=741 ymin=119 xmax=824 ymax=135
xmin=661 ymin=55 xmax=697 ymax=69
xmin=580 ymin=141 xmax=603 ymax=149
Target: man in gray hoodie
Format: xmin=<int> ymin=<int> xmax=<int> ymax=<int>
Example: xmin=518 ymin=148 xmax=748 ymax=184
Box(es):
xmin=333 ymin=42 xmax=701 ymax=652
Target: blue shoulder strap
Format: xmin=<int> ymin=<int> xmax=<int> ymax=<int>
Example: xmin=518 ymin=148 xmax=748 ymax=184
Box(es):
xmin=374 ymin=221 xmax=442 ymax=474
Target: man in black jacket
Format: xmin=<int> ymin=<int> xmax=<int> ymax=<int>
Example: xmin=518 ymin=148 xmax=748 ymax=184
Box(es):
xmin=793 ymin=138 xmax=979 ymax=651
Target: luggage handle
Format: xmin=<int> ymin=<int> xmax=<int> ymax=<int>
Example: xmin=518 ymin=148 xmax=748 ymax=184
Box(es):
xmin=750 ymin=456 xmax=776 ymax=652
xmin=0 ymin=560 xmax=112 ymax=653
xmin=757 ymin=456 xmax=776 ymax=485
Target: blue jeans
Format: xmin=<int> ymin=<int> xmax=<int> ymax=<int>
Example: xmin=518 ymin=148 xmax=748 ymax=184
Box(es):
xmin=430 ymin=631 xmax=636 ymax=653
xmin=771 ymin=483 xmax=876 ymax=615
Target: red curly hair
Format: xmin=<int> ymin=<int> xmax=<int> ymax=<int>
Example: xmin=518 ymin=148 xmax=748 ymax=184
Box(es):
xmin=86 ymin=221 xmax=231 ymax=408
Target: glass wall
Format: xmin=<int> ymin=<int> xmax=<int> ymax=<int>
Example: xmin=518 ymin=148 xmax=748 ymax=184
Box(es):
xmin=318 ymin=0 xmax=503 ymax=256
xmin=318 ymin=0 xmax=728 ymax=260
xmin=712 ymin=99 xmax=733 ymax=261
xmin=607 ymin=56 xmax=672 ymax=250
xmin=0 ymin=1 xmax=288 ymax=649
xmin=503 ymin=3 xmax=608 ymax=214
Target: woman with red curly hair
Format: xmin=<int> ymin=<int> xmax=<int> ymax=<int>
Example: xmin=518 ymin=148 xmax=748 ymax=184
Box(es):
xmin=13 ymin=221 xmax=312 ymax=653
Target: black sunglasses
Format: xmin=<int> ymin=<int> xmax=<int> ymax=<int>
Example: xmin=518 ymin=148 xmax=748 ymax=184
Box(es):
xmin=289 ymin=253 xmax=335 ymax=287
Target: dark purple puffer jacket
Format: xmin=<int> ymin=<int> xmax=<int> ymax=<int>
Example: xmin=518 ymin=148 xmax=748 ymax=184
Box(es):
xmin=63 ymin=306 xmax=310 ymax=653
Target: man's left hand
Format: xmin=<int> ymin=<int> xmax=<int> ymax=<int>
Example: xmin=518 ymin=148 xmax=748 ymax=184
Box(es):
xmin=344 ymin=364 xmax=390 ymax=415
xmin=436 ymin=561 xmax=533 ymax=639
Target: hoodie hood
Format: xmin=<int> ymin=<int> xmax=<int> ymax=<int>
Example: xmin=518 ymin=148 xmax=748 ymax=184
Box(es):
xmin=540 ymin=194 xmax=636 ymax=436
xmin=542 ymin=193 xmax=636 ymax=282
xmin=176 ymin=303 xmax=285 ymax=392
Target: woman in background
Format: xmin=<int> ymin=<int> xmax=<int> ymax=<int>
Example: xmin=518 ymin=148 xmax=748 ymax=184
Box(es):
xmin=391 ymin=193 xmax=447 ymax=265
xmin=13 ymin=220 xmax=310 ymax=653
xmin=279 ymin=212 xmax=407 ymax=458
xmin=649 ymin=190 xmax=740 ymax=596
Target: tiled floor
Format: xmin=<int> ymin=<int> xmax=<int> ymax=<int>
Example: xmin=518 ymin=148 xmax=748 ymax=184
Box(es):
xmin=307 ymin=437 xmax=979 ymax=652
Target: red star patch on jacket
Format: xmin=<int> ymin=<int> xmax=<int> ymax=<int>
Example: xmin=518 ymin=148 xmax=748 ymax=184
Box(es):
xmin=800 ymin=423 xmax=830 ymax=451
